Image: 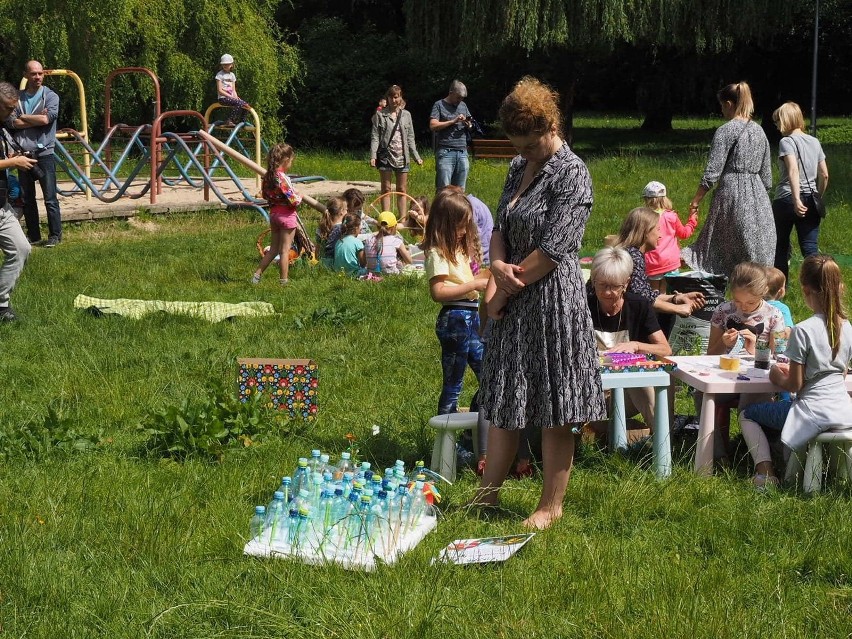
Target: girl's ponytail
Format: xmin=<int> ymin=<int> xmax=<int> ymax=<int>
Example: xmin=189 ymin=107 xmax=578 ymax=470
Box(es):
xmin=801 ymin=255 xmax=848 ymax=359
xmin=318 ymin=196 xmax=346 ymax=242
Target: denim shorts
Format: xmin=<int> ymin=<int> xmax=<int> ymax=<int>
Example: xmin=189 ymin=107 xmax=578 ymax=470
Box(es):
xmin=377 ymin=163 xmax=410 ymax=174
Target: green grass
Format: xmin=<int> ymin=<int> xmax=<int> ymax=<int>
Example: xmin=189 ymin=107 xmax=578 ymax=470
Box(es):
xmin=3 ymin=116 xmax=852 ymax=638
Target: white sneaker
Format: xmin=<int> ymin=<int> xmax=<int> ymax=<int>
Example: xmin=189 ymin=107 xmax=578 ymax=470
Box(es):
xmin=250 ymin=273 xmax=261 ymax=284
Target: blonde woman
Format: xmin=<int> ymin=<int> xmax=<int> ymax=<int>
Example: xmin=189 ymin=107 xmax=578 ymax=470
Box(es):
xmin=771 ymin=101 xmax=829 ymax=282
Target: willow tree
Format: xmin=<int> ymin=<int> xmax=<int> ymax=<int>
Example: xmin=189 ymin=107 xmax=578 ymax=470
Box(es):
xmin=404 ymin=0 xmax=799 ymax=130
xmin=0 ymin=0 xmax=300 ymax=140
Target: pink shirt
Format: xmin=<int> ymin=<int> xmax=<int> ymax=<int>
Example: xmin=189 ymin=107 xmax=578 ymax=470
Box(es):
xmin=644 ymin=208 xmax=698 ymax=277
xmin=364 ymin=233 xmax=405 ymax=274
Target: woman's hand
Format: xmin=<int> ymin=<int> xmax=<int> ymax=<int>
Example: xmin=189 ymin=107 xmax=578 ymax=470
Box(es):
xmin=606 ymin=341 xmax=639 ymax=354
xmin=672 ymin=302 xmax=694 ymax=318
xmin=486 ymin=288 xmax=509 ymax=320
xmin=370 ymin=158 xmax=376 ymax=167
xmin=680 ymin=291 xmax=706 ymax=310
xmin=490 ymin=260 xmax=525 ymax=295
xmin=793 ymin=196 xmax=808 ymax=217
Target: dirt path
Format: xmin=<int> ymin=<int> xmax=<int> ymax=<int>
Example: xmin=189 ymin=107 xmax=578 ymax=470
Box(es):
xmin=25 ymin=177 xmax=381 ymax=223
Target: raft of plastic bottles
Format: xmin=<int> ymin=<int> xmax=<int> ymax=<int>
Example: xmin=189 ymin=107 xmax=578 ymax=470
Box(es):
xmin=243 ymin=450 xmax=438 ymax=570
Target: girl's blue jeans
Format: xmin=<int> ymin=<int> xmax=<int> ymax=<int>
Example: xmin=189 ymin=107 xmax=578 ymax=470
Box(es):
xmin=435 ymin=307 xmax=483 ymax=415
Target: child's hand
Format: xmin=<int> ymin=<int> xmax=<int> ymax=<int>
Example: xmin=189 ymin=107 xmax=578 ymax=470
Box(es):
xmin=472 ymin=278 xmax=488 ymax=292
xmin=740 ymin=329 xmax=757 ymax=352
xmin=721 ymin=328 xmax=740 ymax=348
xmin=772 ymin=361 xmax=790 ymax=376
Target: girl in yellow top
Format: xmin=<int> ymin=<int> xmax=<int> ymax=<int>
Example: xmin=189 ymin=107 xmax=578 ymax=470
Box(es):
xmin=424 ymin=187 xmax=490 ymax=415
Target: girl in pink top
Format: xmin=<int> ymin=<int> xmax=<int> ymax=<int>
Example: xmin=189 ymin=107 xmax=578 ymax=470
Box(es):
xmin=252 ymin=143 xmax=302 ymax=285
xmin=641 ymin=181 xmax=697 ymax=293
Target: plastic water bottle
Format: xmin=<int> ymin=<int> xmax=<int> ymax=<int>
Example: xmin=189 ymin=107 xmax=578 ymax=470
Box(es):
xmin=341 ymin=472 xmax=354 ymax=497
xmin=250 ymin=505 xmax=266 ymax=540
xmin=341 ymin=491 xmax=361 ymax=550
xmin=755 ymin=338 xmax=771 ymax=370
xmin=265 ymin=491 xmax=287 ymax=544
xmin=292 ymin=458 xmax=310 ymax=495
xmin=319 ymin=453 xmax=331 ymax=474
xmin=406 ymin=480 xmax=426 ymax=534
xmin=295 ymin=506 xmax=312 ymax=549
xmin=335 ymin=452 xmax=354 ymax=480
xmin=309 ymin=449 xmax=322 ymax=474
xmin=278 ymin=476 xmax=292 ymax=504
xmin=411 ymin=460 xmax=425 ymax=481
xmin=311 ymin=472 xmax=324 ymax=509
xmin=356 ymin=461 xmax=371 ymax=483
xmin=317 ymin=489 xmax=335 ymax=547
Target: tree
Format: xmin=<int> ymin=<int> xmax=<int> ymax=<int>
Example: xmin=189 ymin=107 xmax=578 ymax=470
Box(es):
xmin=404 ymin=0 xmax=799 ymax=130
xmin=0 ymin=0 xmax=300 ymax=140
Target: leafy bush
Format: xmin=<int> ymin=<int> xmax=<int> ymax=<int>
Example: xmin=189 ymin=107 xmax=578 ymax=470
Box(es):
xmin=138 ymin=382 xmax=282 ymax=461
xmin=0 ymin=405 xmax=103 ymax=460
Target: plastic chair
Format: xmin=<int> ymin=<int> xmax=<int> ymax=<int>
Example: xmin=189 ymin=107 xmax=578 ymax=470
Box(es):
xmin=427 ymin=412 xmax=479 ymax=482
xmin=784 ymin=431 xmax=852 ymax=493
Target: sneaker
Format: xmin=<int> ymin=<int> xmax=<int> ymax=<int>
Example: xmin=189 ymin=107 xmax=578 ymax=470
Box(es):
xmin=0 ymin=307 xmax=18 ymax=322
xmin=44 ymin=237 xmax=60 ymax=248
xmin=250 ymin=273 xmax=261 ymax=284
xmin=279 ymin=278 xmax=289 ymax=286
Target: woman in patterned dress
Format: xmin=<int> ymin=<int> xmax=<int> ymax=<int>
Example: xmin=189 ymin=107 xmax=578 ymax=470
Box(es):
xmin=474 ymin=77 xmax=607 ymax=530
xmin=682 ymin=82 xmax=774 ymax=277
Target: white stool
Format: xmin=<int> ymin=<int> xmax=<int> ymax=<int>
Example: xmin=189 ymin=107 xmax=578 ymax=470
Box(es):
xmin=785 ymin=431 xmax=852 ymax=493
xmin=427 ymin=412 xmax=480 ymax=482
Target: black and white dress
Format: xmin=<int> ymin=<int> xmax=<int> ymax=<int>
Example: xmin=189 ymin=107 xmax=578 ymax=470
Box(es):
xmin=480 ymin=144 xmax=607 ymax=430
xmin=681 ymin=119 xmax=774 ymax=277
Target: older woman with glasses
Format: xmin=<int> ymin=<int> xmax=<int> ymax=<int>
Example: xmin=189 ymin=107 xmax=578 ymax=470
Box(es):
xmin=587 ymin=247 xmax=672 ymax=431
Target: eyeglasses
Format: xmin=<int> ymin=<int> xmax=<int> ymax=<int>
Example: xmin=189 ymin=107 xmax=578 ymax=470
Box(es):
xmin=593 ymin=281 xmax=627 ymax=293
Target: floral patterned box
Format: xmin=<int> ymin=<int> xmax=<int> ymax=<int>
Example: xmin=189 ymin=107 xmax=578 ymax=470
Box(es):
xmin=237 ymin=358 xmax=318 ymax=420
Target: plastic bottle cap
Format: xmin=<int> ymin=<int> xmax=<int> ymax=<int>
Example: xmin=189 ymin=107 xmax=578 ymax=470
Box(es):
xmin=341 ymin=452 xmax=351 ymax=460
xmin=322 ymin=490 xmax=332 ymax=499
xmin=312 ymin=449 xmax=321 ymax=457
xmin=379 ymin=490 xmax=388 ymax=499
xmin=361 ymin=495 xmax=371 ymax=503
xmin=298 ymin=459 xmax=308 ymax=467
xmin=255 ymin=506 xmax=265 ymax=514
xmin=395 ymin=460 xmax=405 ymax=467
xmin=349 ymin=492 xmax=359 ymax=502
xmin=415 ymin=481 xmax=424 ymax=489
xmin=281 ymin=477 xmax=291 ymax=484
xmin=344 ymin=472 xmax=354 ymax=480
xmin=273 ymin=491 xmax=285 ymax=500
xmin=299 ymin=507 xmax=311 ymax=516
xmin=416 ymin=474 xmax=427 ymax=481
xmin=335 ymin=488 xmax=344 ymax=496
xmin=415 ymin=460 xmax=424 ymax=467
xmin=363 ymin=489 xmax=374 ymax=497
xmin=298 ymin=489 xmax=310 ymax=498
xmin=362 ymin=462 xmax=371 ymax=469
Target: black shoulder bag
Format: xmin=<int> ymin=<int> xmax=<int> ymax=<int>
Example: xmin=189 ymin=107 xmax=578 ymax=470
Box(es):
xmin=791 ymin=137 xmax=827 ymax=218
xmin=376 ymin=112 xmax=402 ymax=168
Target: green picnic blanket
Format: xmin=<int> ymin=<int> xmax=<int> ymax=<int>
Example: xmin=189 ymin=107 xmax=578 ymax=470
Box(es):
xmin=74 ymin=294 xmax=275 ymax=322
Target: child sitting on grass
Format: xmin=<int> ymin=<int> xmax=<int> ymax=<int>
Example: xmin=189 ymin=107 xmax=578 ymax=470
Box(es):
xmin=333 ymin=213 xmax=366 ymax=276
xmin=364 ymin=212 xmax=412 ymax=274
xmin=316 ymin=196 xmax=348 ymax=268
xmin=342 ymin=188 xmax=376 ymax=235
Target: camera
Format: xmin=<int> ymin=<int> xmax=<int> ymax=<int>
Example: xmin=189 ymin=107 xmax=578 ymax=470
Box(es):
xmin=22 ymin=151 xmax=45 ymax=180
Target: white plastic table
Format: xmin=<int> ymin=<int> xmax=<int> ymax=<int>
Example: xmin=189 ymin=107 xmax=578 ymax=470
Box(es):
xmin=667 ymin=355 xmax=852 ymax=475
xmin=601 ymin=369 xmax=671 ymax=478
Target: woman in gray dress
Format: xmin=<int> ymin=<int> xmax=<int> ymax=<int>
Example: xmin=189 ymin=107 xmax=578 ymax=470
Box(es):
xmin=683 ymin=82 xmax=774 ymax=277
xmin=474 ymin=77 xmax=607 ymax=530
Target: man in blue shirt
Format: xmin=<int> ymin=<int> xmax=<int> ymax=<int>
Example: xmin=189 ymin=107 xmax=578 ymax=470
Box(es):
xmin=8 ymin=60 xmax=62 ymax=247
xmin=430 ymin=80 xmax=472 ymax=190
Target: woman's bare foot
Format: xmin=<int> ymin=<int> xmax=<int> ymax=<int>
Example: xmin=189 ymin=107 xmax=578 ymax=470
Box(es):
xmin=522 ymin=507 xmax=562 ymax=530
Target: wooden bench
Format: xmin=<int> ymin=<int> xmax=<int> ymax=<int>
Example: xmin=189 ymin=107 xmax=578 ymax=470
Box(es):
xmin=471 ymin=138 xmax=515 ymax=160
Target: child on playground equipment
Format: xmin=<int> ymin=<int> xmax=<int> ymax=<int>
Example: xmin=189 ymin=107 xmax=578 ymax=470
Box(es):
xmin=333 ymin=213 xmax=367 ymax=276
xmin=216 ymin=53 xmax=251 ymax=125
xmin=423 ymin=187 xmax=489 ymax=415
xmin=252 ymin=143 xmax=301 ymax=286
xmin=401 ymin=194 xmax=429 ymax=237
xmin=316 ymin=196 xmax=348 ymax=268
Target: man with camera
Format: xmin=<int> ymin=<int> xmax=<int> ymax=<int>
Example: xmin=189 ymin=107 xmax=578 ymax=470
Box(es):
xmin=430 ymin=80 xmax=473 ymax=190
xmin=0 ymin=82 xmax=37 ymax=322
xmin=6 ymin=60 xmax=61 ymax=247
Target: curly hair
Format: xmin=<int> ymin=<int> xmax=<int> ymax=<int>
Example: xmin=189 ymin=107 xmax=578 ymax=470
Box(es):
xmin=498 ymin=76 xmax=563 ymax=138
